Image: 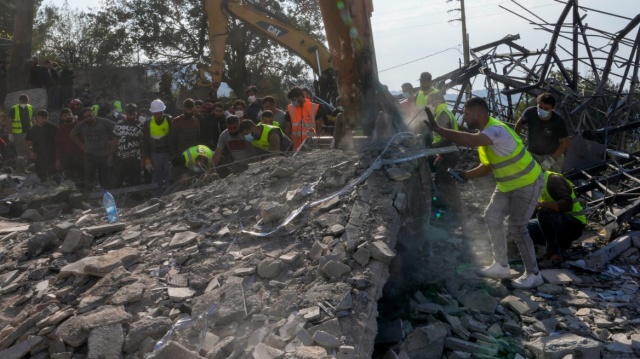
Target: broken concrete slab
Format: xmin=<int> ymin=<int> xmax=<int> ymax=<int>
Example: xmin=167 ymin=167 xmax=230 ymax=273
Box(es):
xmin=525 ymin=333 xmax=603 ymax=359
xmin=84 ymin=223 xmax=126 ymax=236
xmin=168 ymin=287 xmax=196 ymax=302
xmin=368 ymin=240 xmax=396 ymax=264
xmin=541 ymin=269 xmax=583 ymax=285
xmin=87 ymin=324 xmax=123 ymax=359
xmin=0 ymin=336 xmax=44 ymax=359
xmin=584 ymin=233 xmax=634 ymax=270
xmin=147 ymin=341 xmax=203 ymax=359
xmin=55 ymin=305 xmax=132 ymax=347
xmin=169 ymin=231 xmax=198 ymax=248
xmin=501 ymin=295 xmax=539 ymax=315
xmin=401 ymin=322 xmax=449 ymax=359
xmin=60 ymin=228 xmax=93 ymax=254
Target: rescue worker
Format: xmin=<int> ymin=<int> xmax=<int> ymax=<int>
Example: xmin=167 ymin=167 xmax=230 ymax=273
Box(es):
xmin=528 ymin=171 xmax=586 ymax=267
xmin=6 ymin=94 xmax=35 ymax=166
xmin=70 ymin=108 xmax=116 ymax=190
xmin=142 ymin=99 xmax=173 ymax=195
xmin=514 ymin=93 xmax=570 ymax=173
xmin=245 ymin=85 xmax=263 ymax=122
xmin=170 ymin=145 xmax=214 ymax=183
xmin=425 ymin=97 xmax=544 ymax=289
xmin=261 ymin=96 xmax=286 ymax=126
xmin=212 ymin=115 xmax=255 ymax=176
xmin=427 ymin=92 xmax=465 ymax=225
xmin=239 ymin=117 xmax=292 ymax=153
xmin=416 ymin=72 xmax=439 ymax=109
xmin=284 ymin=87 xmax=324 ymax=150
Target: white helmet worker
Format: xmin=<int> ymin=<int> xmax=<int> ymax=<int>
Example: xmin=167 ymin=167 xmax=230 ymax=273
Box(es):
xmin=150 ymin=99 xmax=166 ymax=113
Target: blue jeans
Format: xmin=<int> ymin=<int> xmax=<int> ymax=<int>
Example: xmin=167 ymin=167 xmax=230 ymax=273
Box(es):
xmin=151 ymin=152 xmax=171 ymax=196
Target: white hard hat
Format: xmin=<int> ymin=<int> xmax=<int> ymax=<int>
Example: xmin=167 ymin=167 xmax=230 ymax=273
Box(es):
xmin=150 ymin=99 xmax=166 ymax=113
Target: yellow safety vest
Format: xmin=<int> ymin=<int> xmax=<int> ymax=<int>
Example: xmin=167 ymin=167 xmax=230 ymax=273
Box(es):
xmin=11 ymin=104 xmax=34 ymax=134
xmin=432 ymin=103 xmax=458 ymax=145
xmin=541 ymin=171 xmax=587 ymax=224
xmin=91 ymin=104 xmax=100 ymax=116
xmin=114 ymin=100 xmax=122 ymax=113
xmin=251 ymin=124 xmax=285 ymax=151
xmin=183 ymin=145 xmax=213 ymax=171
xmin=416 ymin=88 xmax=439 ymax=108
xmin=149 ymin=117 xmax=169 ymax=139
xmin=258 ymin=121 xmax=280 ymax=128
xmin=478 ymin=117 xmax=542 ymax=192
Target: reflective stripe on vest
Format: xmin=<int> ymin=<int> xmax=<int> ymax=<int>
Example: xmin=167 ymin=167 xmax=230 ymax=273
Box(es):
xmin=478 ymin=117 xmax=542 ymax=192
xmin=415 ymin=88 xmax=439 ymax=108
xmin=287 ymin=101 xmax=318 ymax=150
xmin=11 ymin=105 xmax=34 ymax=134
xmin=251 ymin=124 xmax=284 ymax=151
xmin=150 ymin=117 xmax=169 ymax=139
xmin=183 ymin=145 xmax=213 ymax=171
xmin=541 ymin=171 xmax=587 ymax=224
xmin=432 ymin=103 xmax=458 ymax=145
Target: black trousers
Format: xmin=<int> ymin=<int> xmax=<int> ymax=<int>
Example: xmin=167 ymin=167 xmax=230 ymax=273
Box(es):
xmin=112 ymin=156 xmax=141 ymax=188
xmin=528 ymin=207 xmax=585 ymax=256
xmin=84 ymin=153 xmax=110 ymax=190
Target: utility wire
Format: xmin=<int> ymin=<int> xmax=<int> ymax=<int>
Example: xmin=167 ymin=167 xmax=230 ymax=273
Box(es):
xmin=378 ymin=47 xmax=462 ymax=73
xmin=373 ymin=3 xmax=559 ymax=34
xmin=372 ymin=0 xmax=513 ymax=26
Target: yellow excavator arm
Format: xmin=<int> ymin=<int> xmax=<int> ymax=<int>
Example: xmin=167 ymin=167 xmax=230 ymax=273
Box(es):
xmin=205 ymin=0 xmax=333 ymax=91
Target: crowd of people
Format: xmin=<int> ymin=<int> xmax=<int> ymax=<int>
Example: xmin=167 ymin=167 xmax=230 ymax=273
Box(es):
xmin=4 ymin=84 xmax=333 ymax=197
xmin=7 ymin=64 xmax=585 ymax=288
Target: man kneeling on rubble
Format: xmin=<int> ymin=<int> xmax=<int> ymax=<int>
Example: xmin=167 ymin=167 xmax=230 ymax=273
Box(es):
xmin=170 ymin=145 xmax=215 ymax=183
xmin=239 ymin=116 xmax=292 ymax=154
xmin=528 ymin=171 xmax=586 ymax=267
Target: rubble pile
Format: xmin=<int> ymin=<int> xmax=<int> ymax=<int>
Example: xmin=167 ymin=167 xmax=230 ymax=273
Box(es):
xmin=375 ymin=177 xmax=640 ymax=359
xmin=0 ymin=141 xmax=431 ymax=359
xmin=0 ymin=139 xmax=639 ymax=359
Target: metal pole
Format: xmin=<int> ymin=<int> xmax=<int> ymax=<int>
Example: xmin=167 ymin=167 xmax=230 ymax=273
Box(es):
xmin=460 ymin=0 xmax=471 ymax=99
xmin=315 ymin=48 xmax=322 ymax=76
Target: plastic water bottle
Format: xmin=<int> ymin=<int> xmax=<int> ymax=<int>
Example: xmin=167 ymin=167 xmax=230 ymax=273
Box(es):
xmin=102 ymin=191 xmax=119 ymax=223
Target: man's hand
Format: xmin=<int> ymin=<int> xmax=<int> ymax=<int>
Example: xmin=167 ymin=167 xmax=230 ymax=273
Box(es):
xmin=55 ymin=159 xmax=61 ymax=170
xmin=8 ymin=134 xmax=14 ymax=142
xmin=28 ymin=151 xmax=37 ymax=161
xmin=423 ymin=106 xmax=439 ymax=131
xmin=458 ymin=169 xmax=469 ymax=180
xmin=144 ymin=158 xmax=153 ymax=172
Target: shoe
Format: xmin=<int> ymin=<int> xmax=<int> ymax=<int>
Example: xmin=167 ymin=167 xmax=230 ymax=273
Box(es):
xmin=477 ymin=262 xmax=511 ymax=279
xmin=512 ymin=271 xmax=544 ymax=289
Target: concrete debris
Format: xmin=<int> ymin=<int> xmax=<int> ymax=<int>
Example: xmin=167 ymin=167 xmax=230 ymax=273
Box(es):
xmin=0 ymin=143 xmax=639 ymax=359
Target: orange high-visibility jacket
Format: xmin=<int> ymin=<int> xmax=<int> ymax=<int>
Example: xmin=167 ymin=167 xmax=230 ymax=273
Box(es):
xmin=287 ymin=100 xmax=319 ymax=150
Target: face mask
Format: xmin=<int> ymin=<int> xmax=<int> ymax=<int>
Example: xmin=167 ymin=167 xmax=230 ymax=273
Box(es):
xmin=337 ymin=106 xmax=344 ymax=112
xmin=193 ymin=166 xmax=202 ymax=173
xmin=291 ymin=101 xmax=300 ymax=107
xmin=235 ymin=110 xmax=244 ymax=117
xmin=244 ymin=133 xmax=254 ymax=142
xmin=139 ymin=116 xmax=147 ymax=122
xmin=403 ymin=92 xmax=411 ymax=99
xmin=537 ymin=108 xmax=550 ymax=119
xmin=20 ymin=104 xmax=26 ymax=108
xmin=248 ymin=96 xmax=256 ymax=103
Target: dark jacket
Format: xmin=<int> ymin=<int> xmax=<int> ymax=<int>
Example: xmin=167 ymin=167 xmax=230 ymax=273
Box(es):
xmin=142 ymin=115 xmax=173 ymax=156
xmin=170 ymin=114 xmax=200 ymax=156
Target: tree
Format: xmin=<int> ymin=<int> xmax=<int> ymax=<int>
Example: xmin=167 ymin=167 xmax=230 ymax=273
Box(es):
xmin=102 ymin=0 xmax=324 ymax=97
xmin=33 ymin=1 xmax=134 ymax=68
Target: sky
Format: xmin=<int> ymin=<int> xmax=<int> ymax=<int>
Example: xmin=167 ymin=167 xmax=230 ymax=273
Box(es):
xmin=48 ymin=0 xmax=639 ymax=92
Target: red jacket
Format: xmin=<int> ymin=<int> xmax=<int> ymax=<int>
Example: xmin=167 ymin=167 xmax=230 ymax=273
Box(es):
xmin=55 ymin=123 xmax=83 ymax=160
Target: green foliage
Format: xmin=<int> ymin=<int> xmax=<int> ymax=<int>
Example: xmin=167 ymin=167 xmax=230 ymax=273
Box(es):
xmin=33 ymin=1 xmax=134 ymax=67
xmin=101 ymin=0 xmax=324 ymax=99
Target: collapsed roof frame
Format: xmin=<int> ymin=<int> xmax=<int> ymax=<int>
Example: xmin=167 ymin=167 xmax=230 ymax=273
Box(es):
xmin=433 ymin=0 xmax=640 ymax=152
